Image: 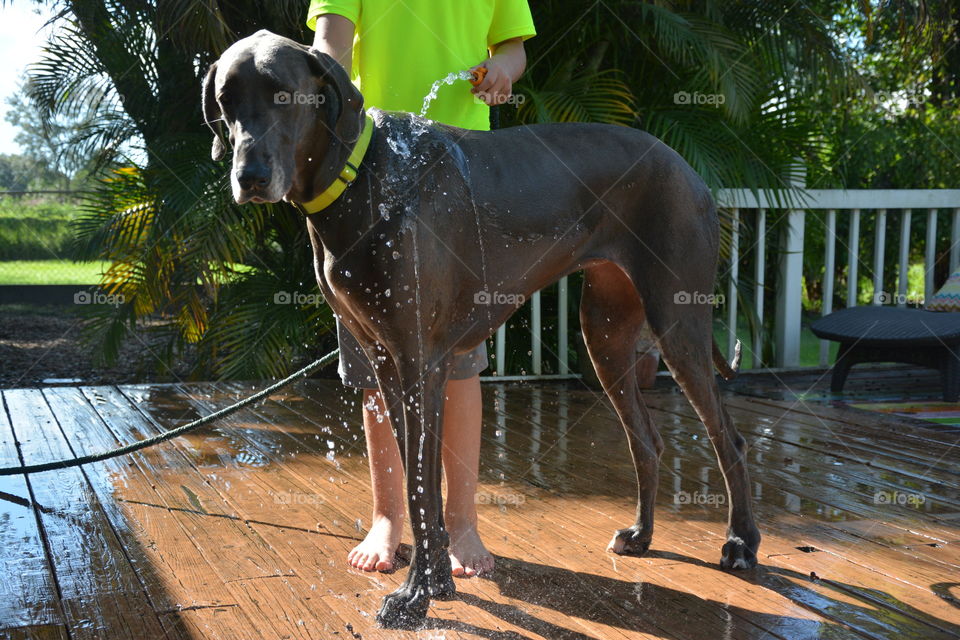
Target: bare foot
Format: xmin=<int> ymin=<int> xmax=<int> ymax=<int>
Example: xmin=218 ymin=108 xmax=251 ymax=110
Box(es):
xmin=447 ymin=524 xmax=494 ymax=577
xmin=347 ymin=515 xmax=403 ymax=572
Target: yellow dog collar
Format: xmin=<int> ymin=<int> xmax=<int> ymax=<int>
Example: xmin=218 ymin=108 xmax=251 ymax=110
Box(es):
xmin=296 ymin=113 xmax=374 ymax=214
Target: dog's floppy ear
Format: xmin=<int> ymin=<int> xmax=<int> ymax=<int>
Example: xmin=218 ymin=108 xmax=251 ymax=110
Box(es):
xmin=305 ymin=49 xmax=364 ymax=145
xmin=202 ymin=62 xmax=226 ymax=161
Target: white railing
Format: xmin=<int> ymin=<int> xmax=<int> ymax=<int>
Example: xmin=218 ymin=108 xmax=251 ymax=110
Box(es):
xmin=484 ymin=188 xmax=960 ymax=380
xmin=717 ymin=188 xmax=960 ymax=368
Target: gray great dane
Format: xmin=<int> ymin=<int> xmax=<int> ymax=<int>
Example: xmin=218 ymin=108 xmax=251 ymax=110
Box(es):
xmin=204 ymin=30 xmax=760 ymax=628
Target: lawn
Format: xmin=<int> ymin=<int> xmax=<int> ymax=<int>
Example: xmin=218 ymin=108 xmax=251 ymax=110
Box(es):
xmin=0 ymin=260 xmax=109 ymax=285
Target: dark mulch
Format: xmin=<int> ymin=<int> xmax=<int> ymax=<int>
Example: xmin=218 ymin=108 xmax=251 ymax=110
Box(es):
xmin=0 ymin=305 xmax=192 ymax=389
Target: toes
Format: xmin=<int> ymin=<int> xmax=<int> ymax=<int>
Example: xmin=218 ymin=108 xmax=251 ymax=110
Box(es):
xmin=480 ymin=555 xmax=495 ymax=576
xmin=375 ymin=555 xmax=394 ymax=572
xmin=450 ymin=556 xmax=465 ymax=577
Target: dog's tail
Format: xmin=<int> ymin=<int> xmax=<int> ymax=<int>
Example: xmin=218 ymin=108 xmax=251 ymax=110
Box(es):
xmin=712 ymin=339 xmax=741 ymax=381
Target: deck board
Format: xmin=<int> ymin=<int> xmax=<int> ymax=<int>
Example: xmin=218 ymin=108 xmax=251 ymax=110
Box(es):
xmin=1 ymin=373 xmax=958 ymax=639
xmin=2 ymin=388 xmax=170 ymax=639
xmin=0 ymin=399 xmax=63 ymax=634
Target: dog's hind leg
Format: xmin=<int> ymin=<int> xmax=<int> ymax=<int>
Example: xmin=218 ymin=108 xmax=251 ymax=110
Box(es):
xmin=644 ymin=293 xmax=761 ymax=569
xmin=580 ymin=262 xmax=664 ymax=556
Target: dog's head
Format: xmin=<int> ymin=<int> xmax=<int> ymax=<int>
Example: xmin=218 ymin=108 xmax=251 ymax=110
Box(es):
xmin=202 ymin=30 xmax=364 ymax=204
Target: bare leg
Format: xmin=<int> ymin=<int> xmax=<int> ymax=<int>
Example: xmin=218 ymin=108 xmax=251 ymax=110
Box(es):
xmin=347 ymin=389 xmax=405 ymax=572
xmin=441 ymin=374 xmax=494 ymax=577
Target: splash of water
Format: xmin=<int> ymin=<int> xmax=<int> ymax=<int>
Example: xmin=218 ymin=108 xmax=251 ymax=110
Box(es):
xmin=420 ymin=70 xmax=474 ymax=117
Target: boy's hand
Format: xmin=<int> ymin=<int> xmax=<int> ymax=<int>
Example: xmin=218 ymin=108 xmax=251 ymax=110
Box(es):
xmin=470 ymin=59 xmax=513 ymax=106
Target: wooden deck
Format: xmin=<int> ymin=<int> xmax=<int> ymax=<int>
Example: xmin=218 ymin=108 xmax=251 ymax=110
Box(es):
xmin=1 ymin=370 xmax=959 ymax=639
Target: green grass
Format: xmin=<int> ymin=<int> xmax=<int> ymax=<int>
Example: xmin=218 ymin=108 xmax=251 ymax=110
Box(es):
xmin=0 ymin=260 xmax=109 ymax=285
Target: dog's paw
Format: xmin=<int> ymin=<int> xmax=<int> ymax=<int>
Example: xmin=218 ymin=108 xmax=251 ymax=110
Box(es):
xmin=376 ymin=584 xmax=431 ymax=629
xmin=719 ymin=536 xmax=759 ymax=570
xmin=607 ymin=525 xmax=652 ymax=556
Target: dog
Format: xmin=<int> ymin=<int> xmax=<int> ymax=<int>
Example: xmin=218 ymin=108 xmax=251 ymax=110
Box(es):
xmin=204 ymin=30 xmax=761 ymax=628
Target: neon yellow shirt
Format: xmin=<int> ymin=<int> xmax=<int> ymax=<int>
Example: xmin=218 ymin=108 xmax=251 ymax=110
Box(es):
xmin=306 ymin=0 xmax=535 ymax=131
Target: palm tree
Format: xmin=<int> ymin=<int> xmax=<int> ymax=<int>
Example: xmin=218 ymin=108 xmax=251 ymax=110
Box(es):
xmin=30 ymin=0 xmax=335 ymax=378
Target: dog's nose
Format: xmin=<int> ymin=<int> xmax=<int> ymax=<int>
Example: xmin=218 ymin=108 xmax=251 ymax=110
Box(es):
xmin=235 ymin=164 xmax=270 ymax=191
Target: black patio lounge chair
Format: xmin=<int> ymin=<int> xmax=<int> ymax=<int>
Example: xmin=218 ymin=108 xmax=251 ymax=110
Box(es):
xmin=811 ymin=306 xmax=960 ymax=402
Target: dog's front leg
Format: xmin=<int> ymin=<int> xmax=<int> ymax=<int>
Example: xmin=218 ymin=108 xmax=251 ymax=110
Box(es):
xmin=375 ymin=362 xmax=454 ymax=628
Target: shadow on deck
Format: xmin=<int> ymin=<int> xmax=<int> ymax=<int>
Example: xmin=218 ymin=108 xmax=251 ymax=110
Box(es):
xmin=1 ymin=366 xmax=958 ymax=639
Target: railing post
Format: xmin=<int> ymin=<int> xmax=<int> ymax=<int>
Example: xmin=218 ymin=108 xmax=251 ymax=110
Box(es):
xmin=925 ymin=209 xmax=938 ymax=302
xmin=820 ymin=210 xmax=836 ymax=366
xmin=847 ymin=209 xmax=861 ymax=306
xmin=531 ymin=290 xmax=542 ymax=375
xmin=753 ymin=209 xmax=766 ymax=369
xmin=897 ymin=209 xmax=911 ymax=306
xmin=495 ymin=325 xmax=506 ymax=376
xmin=727 ymin=208 xmax=740 ymax=362
xmin=952 ymin=208 xmax=960 ymax=272
xmin=557 ymin=276 xmax=569 ymax=375
xmin=873 ymin=209 xmax=887 ymax=304
xmin=775 ymin=168 xmax=806 ymax=367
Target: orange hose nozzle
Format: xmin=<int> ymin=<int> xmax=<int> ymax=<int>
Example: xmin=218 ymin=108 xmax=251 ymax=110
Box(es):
xmin=470 ymin=67 xmax=487 ymax=86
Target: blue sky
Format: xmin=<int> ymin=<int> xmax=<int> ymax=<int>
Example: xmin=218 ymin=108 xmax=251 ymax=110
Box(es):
xmin=0 ymin=3 xmax=56 ymax=155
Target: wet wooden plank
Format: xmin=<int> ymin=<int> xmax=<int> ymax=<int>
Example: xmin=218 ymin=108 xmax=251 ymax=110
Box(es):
xmin=44 ymin=386 xmax=255 ymax=638
xmin=157 ymin=606 xmax=249 ymax=640
xmin=2 ymin=388 xmax=169 ymax=640
xmin=79 ymin=385 xmax=353 ymax=640
xmin=0 ymin=397 xmax=63 ymax=632
xmin=721 ymin=394 xmax=960 ymax=484
xmin=0 ymin=624 xmax=69 ymax=640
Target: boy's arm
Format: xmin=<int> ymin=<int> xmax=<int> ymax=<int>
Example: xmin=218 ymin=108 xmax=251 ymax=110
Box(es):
xmin=471 ymin=37 xmax=527 ymax=106
xmin=311 ymin=13 xmax=356 ymax=74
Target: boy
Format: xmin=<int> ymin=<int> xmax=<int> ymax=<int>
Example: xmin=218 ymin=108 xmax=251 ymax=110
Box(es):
xmin=307 ymin=1 xmax=535 ymax=577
